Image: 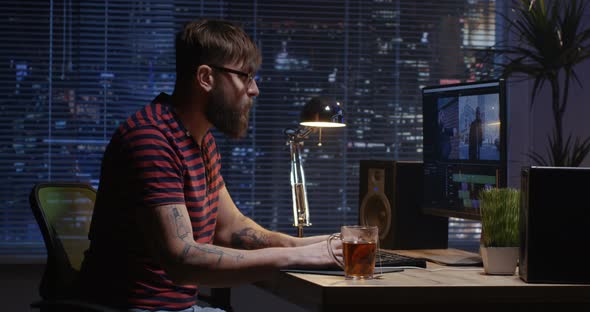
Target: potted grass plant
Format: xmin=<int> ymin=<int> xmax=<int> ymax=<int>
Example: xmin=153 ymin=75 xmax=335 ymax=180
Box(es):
xmin=479 ymin=188 xmax=520 ymax=275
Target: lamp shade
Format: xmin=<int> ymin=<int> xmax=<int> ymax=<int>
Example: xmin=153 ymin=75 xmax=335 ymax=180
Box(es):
xmin=299 ymin=96 xmax=345 ymax=127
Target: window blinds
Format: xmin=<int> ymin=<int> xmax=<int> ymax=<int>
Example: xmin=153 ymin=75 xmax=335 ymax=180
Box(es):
xmin=0 ymin=0 xmax=504 ymax=261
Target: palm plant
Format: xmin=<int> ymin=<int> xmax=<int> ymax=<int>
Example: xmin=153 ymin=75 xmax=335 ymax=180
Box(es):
xmin=495 ymin=0 xmax=590 ymax=166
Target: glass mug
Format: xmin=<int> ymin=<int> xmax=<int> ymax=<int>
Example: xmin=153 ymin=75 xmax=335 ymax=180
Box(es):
xmin=327 ymin=225 xmax=378 ymax=280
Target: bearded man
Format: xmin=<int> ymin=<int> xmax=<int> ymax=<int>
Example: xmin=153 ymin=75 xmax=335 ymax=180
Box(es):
xmin=78 ymin=19 xmax=339 ymax=312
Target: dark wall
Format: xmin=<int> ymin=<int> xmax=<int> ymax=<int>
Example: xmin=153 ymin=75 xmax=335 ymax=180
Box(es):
xmin=1 ymin=264 xmax=43 ymax=311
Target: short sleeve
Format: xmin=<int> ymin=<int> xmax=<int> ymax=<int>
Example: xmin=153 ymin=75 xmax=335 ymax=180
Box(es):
xmin=122 ymin=125 xmax=186 ymax=207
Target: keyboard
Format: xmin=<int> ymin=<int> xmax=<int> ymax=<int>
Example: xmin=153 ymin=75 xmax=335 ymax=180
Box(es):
xmin=376 ymin=249 xmax=427 ymax=268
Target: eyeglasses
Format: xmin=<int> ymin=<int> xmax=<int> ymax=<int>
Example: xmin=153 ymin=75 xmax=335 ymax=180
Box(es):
xmin=208 ymin=64 xmax=257 ymax=87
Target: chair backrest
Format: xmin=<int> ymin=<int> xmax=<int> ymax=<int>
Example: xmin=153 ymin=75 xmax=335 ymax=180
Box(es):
xmin=29 ymin=182 xmax=96 ymax=300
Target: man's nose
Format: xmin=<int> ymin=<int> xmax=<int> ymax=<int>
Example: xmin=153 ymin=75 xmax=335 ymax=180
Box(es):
xmin=248 ymin=80 xmax=260 ymax=97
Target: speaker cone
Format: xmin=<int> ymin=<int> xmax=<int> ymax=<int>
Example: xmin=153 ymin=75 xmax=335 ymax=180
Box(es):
xmin=359 ymin=193 xmax=391 ymax=241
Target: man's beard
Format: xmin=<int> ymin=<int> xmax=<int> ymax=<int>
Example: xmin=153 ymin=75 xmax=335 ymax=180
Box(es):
xmin=205 ymin=85 xmax=252 ymax=139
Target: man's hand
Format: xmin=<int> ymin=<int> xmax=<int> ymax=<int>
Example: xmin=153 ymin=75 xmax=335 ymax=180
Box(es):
xmin=289 ymin=238 xmax=342 ymax=269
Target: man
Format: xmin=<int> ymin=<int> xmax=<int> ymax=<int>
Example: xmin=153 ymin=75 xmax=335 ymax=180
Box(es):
xmin=437 ymin=110 xmax=456 ymax=160
xmin=468 ymin=106 xmax=483 ymax=160
xmin=78 ymin=19 xmax=339 ymax=311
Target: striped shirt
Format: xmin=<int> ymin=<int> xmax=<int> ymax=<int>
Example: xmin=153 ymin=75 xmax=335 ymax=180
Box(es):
xmin=79 ymin=93 xmax=224 ymax=310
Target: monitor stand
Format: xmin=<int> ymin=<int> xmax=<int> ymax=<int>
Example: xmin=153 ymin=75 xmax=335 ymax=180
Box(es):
xmin=396 ymin=248 xmax=482 ymax=267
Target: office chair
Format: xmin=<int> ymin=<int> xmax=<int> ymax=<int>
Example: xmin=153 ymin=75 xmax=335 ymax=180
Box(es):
xmin=29 ymin=182 xmax=118 ymax=312
xmin=29 ymin=182 xmax=232 ymax=312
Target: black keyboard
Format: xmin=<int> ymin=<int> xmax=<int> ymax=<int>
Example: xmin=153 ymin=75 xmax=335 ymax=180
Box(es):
xmin=376 ymin=249 xmax=427 ymax=268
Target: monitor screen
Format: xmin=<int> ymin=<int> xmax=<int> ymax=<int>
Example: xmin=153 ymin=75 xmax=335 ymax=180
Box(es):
xmin=421 ymin=79 xmax=507 ymax=220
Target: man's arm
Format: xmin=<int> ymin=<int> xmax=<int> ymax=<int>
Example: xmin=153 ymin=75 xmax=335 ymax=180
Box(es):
xmin=142 ymin=202 xmax=336 ymax=288
xmin=124 ymin=127 xmax=337 ymax=287
xmin=214 ymin=186 xmax=328 ymax=249
xmin=478 ymin=123 xmax=484 ymax=144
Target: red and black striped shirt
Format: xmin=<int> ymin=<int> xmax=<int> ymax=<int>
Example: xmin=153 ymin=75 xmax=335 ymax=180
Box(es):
xmin=79 ymin=93 xmax=224 ymax=310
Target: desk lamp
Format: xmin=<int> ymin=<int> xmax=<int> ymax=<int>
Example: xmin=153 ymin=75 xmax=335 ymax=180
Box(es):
xmin=284 ymin=96 xmax=345 ymax=237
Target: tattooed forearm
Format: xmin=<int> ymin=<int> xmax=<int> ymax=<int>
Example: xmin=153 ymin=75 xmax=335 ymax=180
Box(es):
xmin=231 ymin=227 xmax=272 ymax=250
xmin=170 ymin=207 xmax=243 ymax=267
xmin=180 ymin=242 xmax=244 ymax=267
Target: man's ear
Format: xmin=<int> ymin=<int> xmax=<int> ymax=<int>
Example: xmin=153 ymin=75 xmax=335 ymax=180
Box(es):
xmin=195 ymin=65 xmax=214 ymax=92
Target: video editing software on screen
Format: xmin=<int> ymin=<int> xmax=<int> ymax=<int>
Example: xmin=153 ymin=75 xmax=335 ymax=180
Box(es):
xmin=422 ymin=80 xmax=506 ymax=220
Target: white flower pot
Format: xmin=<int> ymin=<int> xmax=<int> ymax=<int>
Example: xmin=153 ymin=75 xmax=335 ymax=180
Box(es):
xmin=480 ymin=246 xmax=519 ymax=275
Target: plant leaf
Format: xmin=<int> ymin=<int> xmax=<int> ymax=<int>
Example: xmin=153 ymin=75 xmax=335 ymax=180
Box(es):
xmin=496 ymin=0 xmax=590 ymax=166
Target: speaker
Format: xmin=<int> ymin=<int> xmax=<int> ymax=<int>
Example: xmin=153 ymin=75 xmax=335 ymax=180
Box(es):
xmin=359 ymin=160 xmax=448 ymax=249
xmin=519 ymin=166 xmax=590 ymax=283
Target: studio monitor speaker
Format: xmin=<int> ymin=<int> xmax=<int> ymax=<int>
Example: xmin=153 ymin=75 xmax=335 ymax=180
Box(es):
xmin=359 ymin=160 xmax=448 ymax=250
xmin=520 ymin=166 xmax=590 ymax=283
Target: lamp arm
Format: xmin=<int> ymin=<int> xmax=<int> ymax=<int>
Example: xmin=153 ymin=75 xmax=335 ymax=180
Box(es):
xmin=286 ymin=127 xmax=311 ymax=237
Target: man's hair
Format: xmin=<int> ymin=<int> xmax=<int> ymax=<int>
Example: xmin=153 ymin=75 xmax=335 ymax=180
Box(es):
xmin=175 ymin=20 xmax=261 ymax=82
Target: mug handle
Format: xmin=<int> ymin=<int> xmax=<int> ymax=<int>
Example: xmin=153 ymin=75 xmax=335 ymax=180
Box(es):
xmin=327 ymin=233 xmax=344 ymax=269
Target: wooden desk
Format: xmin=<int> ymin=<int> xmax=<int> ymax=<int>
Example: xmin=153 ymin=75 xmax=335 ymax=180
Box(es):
xmin=256 ymin=254 xmax=590 ymax=312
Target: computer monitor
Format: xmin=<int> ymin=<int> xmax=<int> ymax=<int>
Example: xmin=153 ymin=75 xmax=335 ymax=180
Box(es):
xmin=421 ymin=79 xmax=507 ymax=220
